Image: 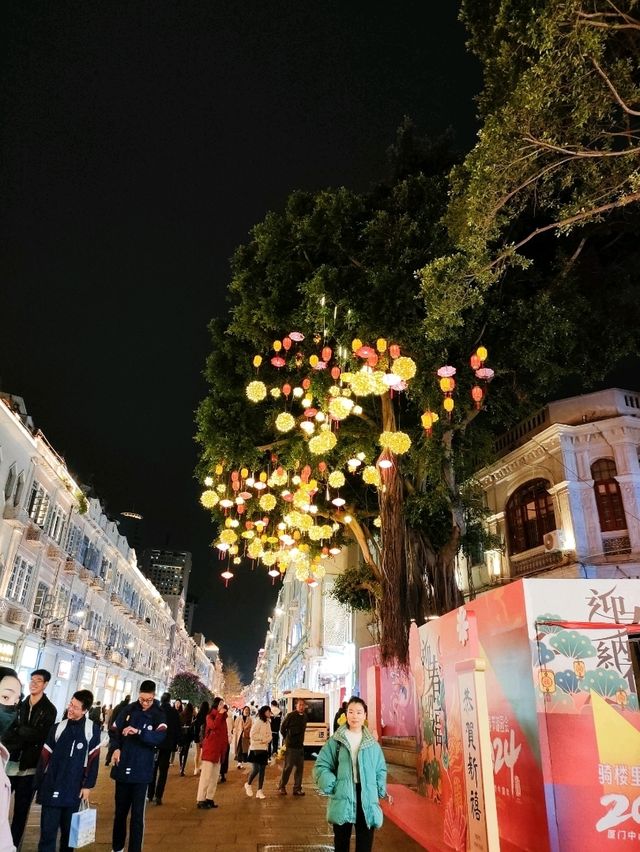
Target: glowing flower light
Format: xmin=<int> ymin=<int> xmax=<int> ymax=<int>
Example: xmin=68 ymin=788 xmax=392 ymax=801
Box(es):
xmin=200 ymin=490 xmax=219 ymax=508
xmin=328 ymin=471 xmax=345 ymax=489
xmin=379 ymin=430 xmax=411 ymax=455
xmin=275 ymin=412 xmax=296 ymax=432
xmin=246 ymin=381 xmax=267 ymax=402
xmin=259 ymin=493 xmax=277 ymax=511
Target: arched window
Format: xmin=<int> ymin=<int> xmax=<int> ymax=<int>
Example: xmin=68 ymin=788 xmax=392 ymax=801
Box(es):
xmin=506 ymin=479 xmax=556 ymax=555
xmin=592 ymin=458 xmax=626 ymax=532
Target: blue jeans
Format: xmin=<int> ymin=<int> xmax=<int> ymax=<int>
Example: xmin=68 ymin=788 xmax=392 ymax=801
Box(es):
xmin=113 ymin=781 xmax=147 ymax=852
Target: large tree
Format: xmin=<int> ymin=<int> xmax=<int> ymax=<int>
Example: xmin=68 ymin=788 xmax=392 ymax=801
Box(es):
xmin=420 ymin=0 xmax=640 ymax=337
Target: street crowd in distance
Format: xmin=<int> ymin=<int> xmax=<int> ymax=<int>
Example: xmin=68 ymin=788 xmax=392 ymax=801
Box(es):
xmin=0 ymin=666 xmax=389 ymax=852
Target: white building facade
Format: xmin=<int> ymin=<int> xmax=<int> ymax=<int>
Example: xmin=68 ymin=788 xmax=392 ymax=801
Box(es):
xmin=468 ymin=387 xmax=640 ymax=591
xmin=0 ymin=394 xmax=218 ymax=715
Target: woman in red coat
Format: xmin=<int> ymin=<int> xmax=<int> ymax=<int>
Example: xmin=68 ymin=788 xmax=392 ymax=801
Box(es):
xmin=196 ymin=697 xmax=229 ymax=809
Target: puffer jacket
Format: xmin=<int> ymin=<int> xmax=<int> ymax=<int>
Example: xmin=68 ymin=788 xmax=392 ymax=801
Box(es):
xmin=313 ymin=725 xmax=387 ymax=829
xmin=201 ymin=708 xmax=228 ymax=763
xmin=109 ymin=700 xmax=166 ymax=784
xmin=248 ymin=718 xmax=271 ymax=752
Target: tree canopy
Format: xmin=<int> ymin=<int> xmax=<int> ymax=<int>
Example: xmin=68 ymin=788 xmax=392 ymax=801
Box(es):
xmin=420 ymin=0 xmax=640 ymax=336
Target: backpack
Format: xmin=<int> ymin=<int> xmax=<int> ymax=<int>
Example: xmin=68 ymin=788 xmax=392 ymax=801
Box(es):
xmin=54 ymin=716 xmax=96 ymax=767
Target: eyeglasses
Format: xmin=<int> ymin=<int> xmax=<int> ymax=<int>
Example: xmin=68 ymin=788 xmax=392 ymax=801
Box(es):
xmin=139 ymin=697 xmax=154 ymax=706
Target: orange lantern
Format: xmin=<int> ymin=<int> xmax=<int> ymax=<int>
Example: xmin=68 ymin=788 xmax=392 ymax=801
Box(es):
xmin=471 ymin=386 xmax=484 ymax=408
xmin=331 ymin=366 xmax=341 ymax=380
xmin=302 ymin=377 xmax=311 ymax=389
xmin=389 ymin=344 xmax=401 ymax=359
xmin=470 ymin=354 xmax=481 ymax=370
xmin=282 ymin=336 xmax=292 ymax=351
xmin=282 ymin=383 xmax=291 ymax=397
xmin=322 ymin=346 xmax=332 ymax=362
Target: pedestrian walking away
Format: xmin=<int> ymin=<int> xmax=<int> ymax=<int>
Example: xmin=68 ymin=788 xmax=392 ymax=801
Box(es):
xmin=333 ymin=700 xmax=348 ymax=732
xmin=35 ymin=690 xmax=101 ymax=852
xmin=196 ymin=697 xmax=228 ymax=809
xmin=177 ymin=701 xmax=194 ymax=775
xmin=191 ymin=700 xmax=209 ymax=776
xmin=0 ymin=667 xmax=23 ymax=852
xmin=277 ymin=698 xmax=307 ymax=796
xmin=268 ymin=699 xmax=281 ymax=760
xmin=147 ymin=692 xmax=181 ymax=806
xmin=314 ymin=696 xmax=388 ymax=852
xmin=105 ymin=695 xmax=130 ymax=766
xmin=232 ymin=705 xmax=251 ymax=769
xmin=2 ymin=667 xmax=57 ymax=849
xmin=244 ymin=704 xmax=272 ymax=799
xmin=109 ymin=680 xmax=167 ymax=852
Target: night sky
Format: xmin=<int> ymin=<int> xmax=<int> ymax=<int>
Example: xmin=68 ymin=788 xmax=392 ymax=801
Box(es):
xmin=1 ymin=2 xmax=481 ymax=680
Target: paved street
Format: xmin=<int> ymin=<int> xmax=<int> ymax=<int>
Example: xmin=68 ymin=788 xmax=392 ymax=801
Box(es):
xmin=20 ymin=750 xmax=425 ymax=851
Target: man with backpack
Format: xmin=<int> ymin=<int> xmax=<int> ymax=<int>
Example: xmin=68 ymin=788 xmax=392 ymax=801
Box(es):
xmin=109 ymin=680 xmax=166 ymax=852
xmin=35 ymin=689 xmax=101 ymax=852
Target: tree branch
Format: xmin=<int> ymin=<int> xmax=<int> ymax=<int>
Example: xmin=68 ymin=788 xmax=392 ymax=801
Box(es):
xmin=523 ymin=134 xmax=640 ymax=158
xmin=591 ymin=57 xmax=640 ymax=116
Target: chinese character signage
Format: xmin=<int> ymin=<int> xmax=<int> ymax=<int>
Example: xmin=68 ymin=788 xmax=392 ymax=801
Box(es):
xmin=456 ymin=659 xmax=500 ymax=852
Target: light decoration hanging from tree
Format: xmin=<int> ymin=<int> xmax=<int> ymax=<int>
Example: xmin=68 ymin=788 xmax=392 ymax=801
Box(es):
xmin=435 ymin=348 xmax=493 ymax=420
xmin=201 ymin=329 xmax=419 ymax=585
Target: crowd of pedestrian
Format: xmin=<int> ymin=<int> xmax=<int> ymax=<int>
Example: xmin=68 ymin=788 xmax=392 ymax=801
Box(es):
xmin=0 ymin=667 xmax=388 ymax=852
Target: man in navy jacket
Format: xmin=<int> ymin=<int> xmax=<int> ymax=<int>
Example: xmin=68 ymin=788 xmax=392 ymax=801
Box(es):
xmin=36 ymin=689 xmax=101 ymax=852
xmin=109 ymin=680 xmax=166 ymax=852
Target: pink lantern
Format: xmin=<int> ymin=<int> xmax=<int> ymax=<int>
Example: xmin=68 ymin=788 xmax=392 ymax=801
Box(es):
xmin=313 ymin=361 xmax=327 ymax=370
xmin=437 ymin=365 xmax=457 ymax=378
xmin=289 ymin=331 xmax=304 ymax=342
xmin=271 ymin=356 xmax=286 ymax=368
xmin=356 ymin=345 xmax=375 ymax=359
xmin=475 ymin=367 xmax=495 ymax=381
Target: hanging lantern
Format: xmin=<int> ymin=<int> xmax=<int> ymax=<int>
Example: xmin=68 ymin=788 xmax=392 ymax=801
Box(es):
xmin=289 ymin=331 xmax=304 ymax=342
xmin=309 ymin=354 xmax=319 ymax=367
xmin=367 ymin=353 xmax=379 ymax=368
xmin=295 ymin=352 xmax=304 ymax=367
xmin=439 ymin=376 xmax=456 ymax=393
xmin=356 ymin=345 xmax=375 ymax=359
xmin=282 ymin=336 xmax=292 ymax=351
xmin=331 ymin=366 xmax=341 ymax=380
xmin=322 ymin=346 xmax=332 ymax=362
xmin=376 ymin=338 xmax=387 ymax=353
xmin=253 ymin=355 xmax=262 ymax=368
xmin=302 ymin=377 xmax=311 ymax=389
xmin=471 ymin=385 xmax=484 ymax=409
xmin=470 ymin=354 xmax=481 ymax=370
xmin=437 ymin=365 xmax=457 ymax=378
xmin=475 ymin=367 xmax=495 ymax=381
xmin=389 ymin=344 xmax=401 ymax=359
xmin=221 ymin=570 xmax=234 ymax=586
xmin=271 ymin=356 xmax=286 ymax=368
xmin=421 ymin=410 xmax=439 ymax=436
xmin=443 ymin=397 xmax=455 ymax=413
xmin=282 ymin=383 xmax=291 ymax=397
xmin=351 ymin=338 xmax=363 ymax=352
xmin=273 ymin=340 xmax=282 ymax=352
xmin=476 ymin=346 xmax=488 ymax=363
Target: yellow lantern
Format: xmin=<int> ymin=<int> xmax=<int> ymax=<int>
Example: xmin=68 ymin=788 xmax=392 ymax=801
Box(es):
xmin=376 ymin=338 xmax=387 ymax=353
xmin=273 ymin=340 xmax=282 ymax=352
xmin=253 ymin=355 xmax=262 ymax=368
xmin=309 ymin=354 xmax=319 ymax=367
xmin=351 ymin=338 xmax=362 ymax=352
xmin=240 ymin=467 xmax=249 ymax=478
xmin=215 ymin=463 xmax=224 ymax=475
xmin=476 ymin=346 xmax=488 ymax=362
xmin=443 ymin=397 xmax=454 ymax=413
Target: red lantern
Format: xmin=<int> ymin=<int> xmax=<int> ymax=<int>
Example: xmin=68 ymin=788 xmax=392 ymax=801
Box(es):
xmin=322 ymin=346 xmax=332 ymax=362
xmin=331 ymin=366 xmax=341 ymax=380
xmin=318 ymin=461 xmax=327 ymax=472
xmin=282 ymin=383 xmax=291 ymax=397
xmin=471 ymin=385 xmax=484 ymax=409
xmin=231 ymin=470 xmax=239 ymax=481
xmin=470 ymin=354 xmax=481 ymax=370
xmin=237 ymin=503 xmax=245 ymax=514
xmin=389 ymin=344 xmax=401 ymax=359
xmin=302 ymin=377 xmax=311 ymax=390
xmin=271 ymin=356 xmax=286 ymax=368
xmin=367 ymin=354 xmax=379 ymax=368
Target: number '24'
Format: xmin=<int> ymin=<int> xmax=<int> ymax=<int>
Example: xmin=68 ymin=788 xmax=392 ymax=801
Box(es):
xmin=596 ymin=794 xmax=640 ymax=832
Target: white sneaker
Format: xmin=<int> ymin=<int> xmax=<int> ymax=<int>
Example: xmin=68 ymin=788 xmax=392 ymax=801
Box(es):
xmin=244 ymin=782 xmax=253 ymax=797
xmin=256 ymin=789 xmax=266 ymax=799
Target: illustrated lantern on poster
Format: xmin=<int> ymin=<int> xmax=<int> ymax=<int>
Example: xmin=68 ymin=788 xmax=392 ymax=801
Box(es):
xmin=573 ymin=660 xmax=586 ymax=679
xmin=538 ymin=669 xmax=556 ymax=694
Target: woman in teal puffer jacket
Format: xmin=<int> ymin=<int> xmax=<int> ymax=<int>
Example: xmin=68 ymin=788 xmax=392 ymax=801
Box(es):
xmin=313 ymin=696 xmax=387 ymax=852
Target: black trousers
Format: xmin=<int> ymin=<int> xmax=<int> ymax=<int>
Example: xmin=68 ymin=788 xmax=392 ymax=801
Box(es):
xmin=38 ymin=804 xmax=78 ymax=852
xmin=113 ymin=781 xmax=147 ymax=852
xmin=278 ymin=746 xmax=304 ymax=793
xmin=10 ymin=773 xmax=36 ymax=847
xmin=333 ymin=784 xmax=375 ymax=852
xmin=220 ymin=743 xmax=230 ymax=778
xmin=269 ymin=731 xmax=279 ymax=757
xmin=148 ymin=750 xmax=171 ymax=802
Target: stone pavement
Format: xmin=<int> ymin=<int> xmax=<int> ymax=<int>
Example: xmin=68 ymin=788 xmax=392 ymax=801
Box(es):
xmin=19 ymin=750 xmax=426 ymax=851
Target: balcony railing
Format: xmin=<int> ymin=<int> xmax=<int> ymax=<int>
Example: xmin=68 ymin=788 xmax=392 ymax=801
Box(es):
xmin=2 ymin=505 xmax=30 ymax=528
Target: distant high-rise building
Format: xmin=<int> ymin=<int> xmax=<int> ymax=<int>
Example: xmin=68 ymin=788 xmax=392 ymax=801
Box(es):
xmin=141 ymin=548 xmax=191 ymax=597
xmin=118 ymin=511 xmax=144 ymax=557
xmin=184 ymin=594 xmax=198 ymax=634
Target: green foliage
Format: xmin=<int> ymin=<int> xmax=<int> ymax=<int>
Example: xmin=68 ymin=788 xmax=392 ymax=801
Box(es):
xmin=168 ymin=671 xmax=213 ymax=706
xmin=421 ymin=0 xmax=640 ymax=334
xmin=330 ymin=564 xmax=380 ymax=613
